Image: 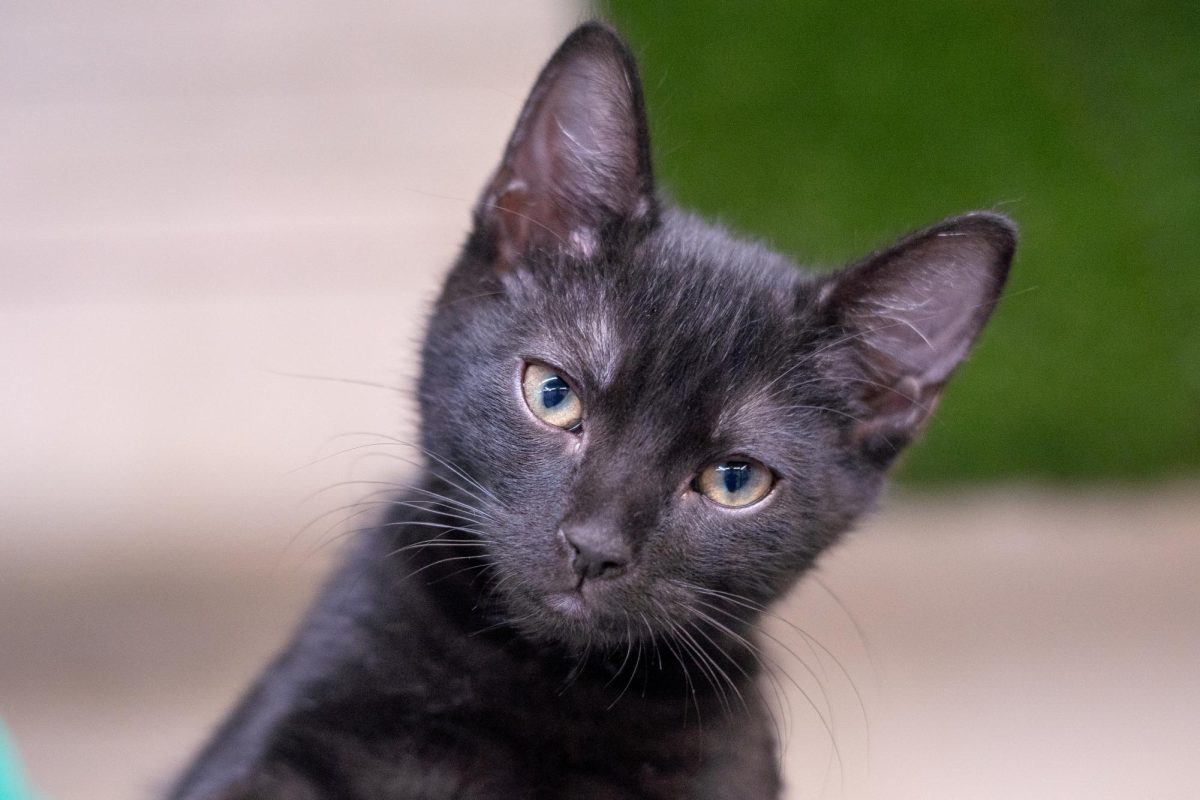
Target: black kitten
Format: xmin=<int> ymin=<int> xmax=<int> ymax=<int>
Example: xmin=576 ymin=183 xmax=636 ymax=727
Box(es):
xmin=169 ymin=23 xmax=1014 ymax=800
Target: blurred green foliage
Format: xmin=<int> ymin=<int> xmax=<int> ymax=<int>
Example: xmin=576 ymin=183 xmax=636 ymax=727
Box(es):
xmin=600 ymin=0 xmax=1200 ymax=484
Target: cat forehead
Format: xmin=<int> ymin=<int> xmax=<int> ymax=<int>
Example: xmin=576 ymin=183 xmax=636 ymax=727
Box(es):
xmin=528 ymin=294 xmax=823 ymax=467
xmin=520 ymin=267 xmax=810 ymax=395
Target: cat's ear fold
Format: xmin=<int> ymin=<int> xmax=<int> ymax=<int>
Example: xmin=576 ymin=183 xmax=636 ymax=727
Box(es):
xmin=474 ymin=22 xmax=656 ymax=273
xmin=821 ymin=212 xmax=1016 ymax=463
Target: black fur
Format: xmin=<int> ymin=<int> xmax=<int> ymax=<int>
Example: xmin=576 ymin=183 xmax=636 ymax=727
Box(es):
xmin=169 ymin=22 xmax=1015 ymax=800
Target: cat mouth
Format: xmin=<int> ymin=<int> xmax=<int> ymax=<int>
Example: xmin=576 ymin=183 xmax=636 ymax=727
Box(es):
xmin=541 ymin=581 xmax=631 ymax=629
xmin=545 ymin=590 xmax=589 ymax=618
xmin=534 ymin=588 xmax=639 ymax=648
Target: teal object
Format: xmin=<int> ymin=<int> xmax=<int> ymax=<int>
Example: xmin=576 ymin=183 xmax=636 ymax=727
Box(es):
xmin=0 ymin=723 xmax=40 ymax=800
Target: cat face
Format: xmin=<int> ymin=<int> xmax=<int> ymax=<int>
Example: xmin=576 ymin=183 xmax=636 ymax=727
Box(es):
xmin=417 ymin=24 xmax=1014 ymax=649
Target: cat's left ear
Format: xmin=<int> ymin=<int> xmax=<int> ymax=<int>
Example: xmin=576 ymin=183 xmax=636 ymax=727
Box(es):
xmin=820 ymin=212 xmax=1016 ymax=464
xmin=473 ymin=23 xmax=656 ymax=274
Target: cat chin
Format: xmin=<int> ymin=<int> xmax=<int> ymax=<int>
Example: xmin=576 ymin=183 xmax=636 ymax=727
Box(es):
xmin=496 ymin=584 xmax=647 ymax=651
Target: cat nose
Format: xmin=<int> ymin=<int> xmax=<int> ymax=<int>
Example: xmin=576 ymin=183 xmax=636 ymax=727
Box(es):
xmin=560 ymin=524 xmax=631 ymax=581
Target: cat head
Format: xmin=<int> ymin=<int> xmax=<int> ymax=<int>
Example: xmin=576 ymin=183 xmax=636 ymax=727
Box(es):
xmin=418 ymin=23 xmax=1015 ymax=649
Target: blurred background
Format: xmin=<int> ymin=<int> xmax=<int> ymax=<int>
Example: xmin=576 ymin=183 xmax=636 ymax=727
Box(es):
xmin=1 ymin=2 xmax=1196 ymax=799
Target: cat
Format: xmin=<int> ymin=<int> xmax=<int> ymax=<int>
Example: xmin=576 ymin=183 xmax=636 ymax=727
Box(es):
xmin=168 ymin=22 xmax=1015 ymax=800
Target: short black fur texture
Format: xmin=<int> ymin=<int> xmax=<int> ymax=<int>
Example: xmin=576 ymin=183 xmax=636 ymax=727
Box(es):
xmin=170 ymin=23 xmax=1015 ymax=800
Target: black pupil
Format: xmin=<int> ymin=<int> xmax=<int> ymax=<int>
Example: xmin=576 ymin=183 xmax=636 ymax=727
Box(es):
xmin=718 ymin=462 xmax=752 ymax=494
xmin=540 ymin=376 xmax=571 ymax=409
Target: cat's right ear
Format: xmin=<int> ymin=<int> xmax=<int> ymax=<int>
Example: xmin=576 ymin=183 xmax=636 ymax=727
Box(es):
xmin=472 ymin=23 xmax=657 ymax=274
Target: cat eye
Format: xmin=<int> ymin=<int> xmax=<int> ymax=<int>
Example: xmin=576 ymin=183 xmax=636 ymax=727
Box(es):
xmin=694 ymin=459 xmax=774 ymax=508
xmin=521 ymin=362 xmax=583 ymax=432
